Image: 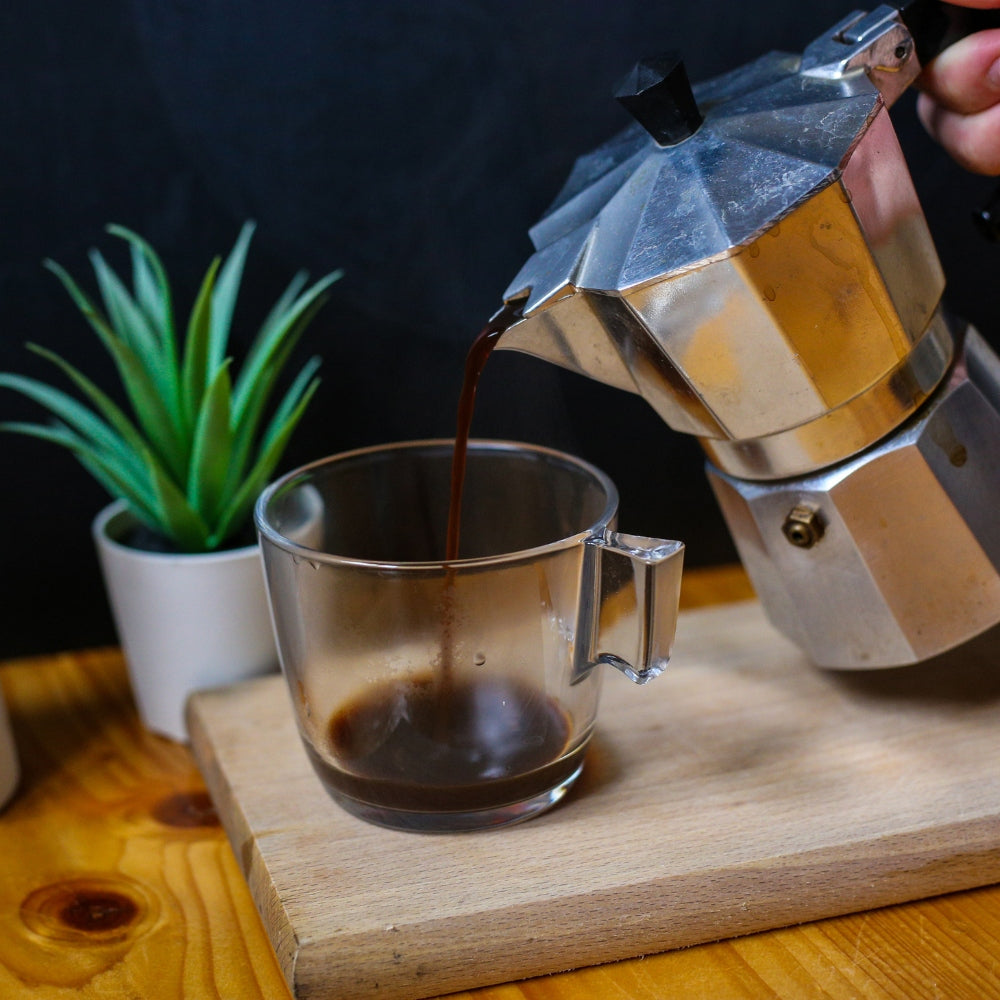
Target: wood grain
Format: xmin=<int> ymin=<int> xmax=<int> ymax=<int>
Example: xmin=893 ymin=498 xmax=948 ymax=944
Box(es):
xmin=2 ymin=566 xmax=999 ymax=1000
xmin=188 ymin=594 xmax=1000 ymax=1000
xmin=0 ymin=647 xmax=291 ymax=999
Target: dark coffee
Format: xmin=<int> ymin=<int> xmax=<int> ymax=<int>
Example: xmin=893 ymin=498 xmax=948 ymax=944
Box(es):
xmin=437 ymin=298 xmax=523 ymax=690
xmin=314 ymin=674 xmax=579 ymax=813
xmin=445 ymin=300 xmax=522 ymax=561
xmin=312 ymin=300 xmax=584 ymax=821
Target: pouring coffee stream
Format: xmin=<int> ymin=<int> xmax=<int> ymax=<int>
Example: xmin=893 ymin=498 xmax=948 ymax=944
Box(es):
xmin=322 ymin=302 xmax=580 ymax=817
xmin=445 ymin=299 xmax=524 ymax=562
xmin=431 ymin=299 xmax=526 ymax=742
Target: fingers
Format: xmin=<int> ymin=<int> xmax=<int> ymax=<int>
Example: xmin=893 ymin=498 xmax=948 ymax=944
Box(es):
xmin=916 ymin=24 xmax=1000 ymax=175
xmin=918 ymin=29 xmax=1000 ymax=113
xmin=916 ymin=91 xmax=1000 ymax=173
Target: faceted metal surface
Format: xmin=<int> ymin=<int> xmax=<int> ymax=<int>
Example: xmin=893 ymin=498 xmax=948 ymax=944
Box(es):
xmin=505 ymin=4 xmax=923 ymax=310
xmin=700 ymin=309 xmax=954 ymax=479
xmin=504 ymin=54 xmax=879 ymax=312
xmin=498 ymin=6 xmax=947 ymax=476
xmin=707 ymin=327 xmax=1000 ymax=668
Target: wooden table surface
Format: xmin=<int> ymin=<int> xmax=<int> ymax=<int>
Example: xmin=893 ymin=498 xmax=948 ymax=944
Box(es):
xmin=2 ymin=565 xmax=999 ymax=999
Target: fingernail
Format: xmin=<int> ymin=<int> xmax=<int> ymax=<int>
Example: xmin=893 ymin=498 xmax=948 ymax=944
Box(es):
xmin=988 ymin=58 xmax=1000 ymax=93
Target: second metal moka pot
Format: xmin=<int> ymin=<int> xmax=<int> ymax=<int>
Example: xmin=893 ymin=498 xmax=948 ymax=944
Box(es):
xmin=496 ymin=1 xmax=1000 ymax=668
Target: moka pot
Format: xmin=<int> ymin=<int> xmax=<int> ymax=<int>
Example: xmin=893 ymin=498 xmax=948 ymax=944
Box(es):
xmin=497 ymin=1 xmax=1000 ymax=667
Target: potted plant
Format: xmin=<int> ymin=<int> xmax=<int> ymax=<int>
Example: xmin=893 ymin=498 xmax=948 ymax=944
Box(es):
xmin=0 ymin=222 xmax=340 ymax=740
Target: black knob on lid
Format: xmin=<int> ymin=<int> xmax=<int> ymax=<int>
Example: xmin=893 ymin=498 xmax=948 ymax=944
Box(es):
xmin=614 ymin=53 xmax=703 ymax=146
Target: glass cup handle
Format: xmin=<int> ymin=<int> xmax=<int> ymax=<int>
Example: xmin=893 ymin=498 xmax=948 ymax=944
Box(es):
xmin=582 ymin=531 xmax=685 ymax=684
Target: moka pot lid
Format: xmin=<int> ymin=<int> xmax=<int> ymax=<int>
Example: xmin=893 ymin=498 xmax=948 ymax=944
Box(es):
xmin=504 ymin=45 xmax=884 ymax=315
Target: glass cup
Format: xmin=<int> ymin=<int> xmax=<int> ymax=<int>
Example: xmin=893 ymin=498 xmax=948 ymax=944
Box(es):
xmin=254 ymin=440 xmax=684 ymax=832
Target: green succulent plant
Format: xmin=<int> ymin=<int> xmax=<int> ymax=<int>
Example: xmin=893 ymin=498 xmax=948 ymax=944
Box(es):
xmin=0 ymin=222 xmax=341 ymax=552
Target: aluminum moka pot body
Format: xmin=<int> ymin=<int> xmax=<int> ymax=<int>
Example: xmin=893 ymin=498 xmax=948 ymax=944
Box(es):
xmin=497 ymin=4 xmax=1000 ymax=667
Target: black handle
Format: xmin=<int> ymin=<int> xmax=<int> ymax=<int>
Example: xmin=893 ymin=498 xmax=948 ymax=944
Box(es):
xmin=900 ymin=0 xmax=1000 ymax=65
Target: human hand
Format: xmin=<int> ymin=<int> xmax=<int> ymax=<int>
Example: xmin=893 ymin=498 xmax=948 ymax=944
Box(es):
xmin=916 ymin=0 xmax=1000 ymax=174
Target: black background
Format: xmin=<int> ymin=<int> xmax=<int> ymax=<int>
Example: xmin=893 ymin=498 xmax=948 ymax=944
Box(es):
xmin=2 ymin=0 xmax=999 ymax=656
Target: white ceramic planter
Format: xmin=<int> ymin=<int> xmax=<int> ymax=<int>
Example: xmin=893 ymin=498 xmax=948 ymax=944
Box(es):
xmin=0 ymin=687 xmax=19 ymax=810
xmin=93 ymin=501 xmax=278 ymax=741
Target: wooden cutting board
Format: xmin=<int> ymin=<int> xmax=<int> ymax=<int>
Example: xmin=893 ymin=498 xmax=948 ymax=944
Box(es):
xmin=187 ymin=599 xmax=1000 ymax=1000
